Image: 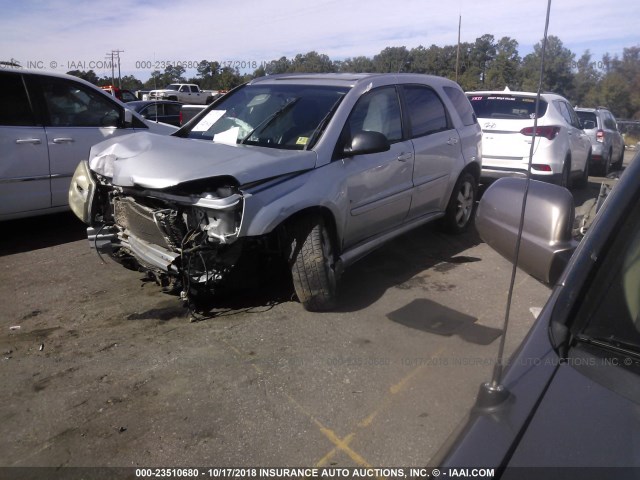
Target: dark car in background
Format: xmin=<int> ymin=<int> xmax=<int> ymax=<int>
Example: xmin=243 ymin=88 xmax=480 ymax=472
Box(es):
xmin=127 ymin=100 xmax=184 ymax=127
xmin=431 ymin=151 xmax=640 ymax=473
xmin=575 ymin=106 xmax=625 ymax=175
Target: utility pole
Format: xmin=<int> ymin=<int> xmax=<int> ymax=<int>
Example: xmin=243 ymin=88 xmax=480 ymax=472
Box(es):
xmin=105 ymin=49 xmax=124 ymax=87
xmin=455 ymin=15 xmax=461 ymax=83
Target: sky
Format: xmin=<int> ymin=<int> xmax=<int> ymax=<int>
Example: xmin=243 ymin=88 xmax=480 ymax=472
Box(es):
xmin=1 ymin=0 xmax=638 ymax=82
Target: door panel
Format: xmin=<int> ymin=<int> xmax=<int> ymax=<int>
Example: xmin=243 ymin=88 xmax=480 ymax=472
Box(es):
xmin=343 ymin=141 xmax=414 ymax=248
xmin=40 ymin=76 xmax=132 ymax=206
xmin=409 ymin=130 xmax=460 ymax=218
xmin=0 ymin=72 xmax=51 ymax=217
xmin=46 ymin=126 xmax=121 ymax=206
xmin=0 ymin=126 xmax=50 ymax=216
xmin=340 ymin=86 xmax=413 ymax=248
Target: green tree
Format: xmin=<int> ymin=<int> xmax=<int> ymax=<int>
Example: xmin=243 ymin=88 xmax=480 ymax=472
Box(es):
xmin=373 ymin=46 xmax=411 ymax=73
xmin=335 ymin=56 xmax=374 ymax=72
xmin=520 ymin=36 xmax=574 ymax=97
xmin=66 ymin=69 xmax=99 ymax=84
xmin=289 ymin=51 xmax=334 ymax=73
xmin=485 ymin=37 xmax=521 ymax=90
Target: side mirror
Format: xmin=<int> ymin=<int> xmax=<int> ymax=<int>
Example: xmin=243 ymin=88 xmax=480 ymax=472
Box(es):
xmin=124 ymin=109 xmax=134 ymax=127
xmin=476 ymin=178 xmax=578 ymax=285
xmin=344 ymin=131 xmax=390 ymax=156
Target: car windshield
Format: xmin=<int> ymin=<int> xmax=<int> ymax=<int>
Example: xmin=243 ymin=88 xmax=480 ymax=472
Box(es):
xmin=467 ymin=94 xmax=548 ymax=119
xmin=165 ymin=85 xmax=180 ymax=91
xmin=186 ymin=83 xmax=349 ymax=150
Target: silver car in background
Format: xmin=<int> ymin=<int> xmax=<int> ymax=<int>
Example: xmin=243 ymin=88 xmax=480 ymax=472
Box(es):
xmin=575 ymin=106 xmax=625 ymax=176
xmin=69 ymin=73 xmax=482 ymax=311
xmin=0 ymin=69 xmax=177 ymax=221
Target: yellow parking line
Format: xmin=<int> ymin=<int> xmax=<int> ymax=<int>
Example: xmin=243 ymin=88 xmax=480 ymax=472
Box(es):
xmin=288 ymin=346 xmax=447 ymax=469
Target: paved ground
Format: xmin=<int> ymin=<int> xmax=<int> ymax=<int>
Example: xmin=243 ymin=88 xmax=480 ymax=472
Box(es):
xmin=0 ymin=151 xmax=633 ymax=470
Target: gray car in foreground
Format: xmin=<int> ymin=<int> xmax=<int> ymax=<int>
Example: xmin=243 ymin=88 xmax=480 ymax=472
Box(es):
xmin=69 ymin=73 xmax=481 ymax=311
xmin=431 ymin=152 xmax=640 ymax=473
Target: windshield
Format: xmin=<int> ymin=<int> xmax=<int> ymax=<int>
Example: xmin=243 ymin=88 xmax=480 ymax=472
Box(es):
xmin=186 ymin=83 xmax=349 ymax=150
xmin=164 ymin=85 xmax=180 ymax=91
xmin=467 ymin=94 xmax=548 ymax=120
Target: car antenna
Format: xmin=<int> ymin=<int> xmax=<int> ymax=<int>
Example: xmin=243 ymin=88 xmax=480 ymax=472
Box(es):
xmin=476 ymin=0 xmax=553 ymax=410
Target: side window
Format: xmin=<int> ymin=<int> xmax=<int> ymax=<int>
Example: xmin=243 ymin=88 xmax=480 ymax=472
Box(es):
xmin=555 ymin=101 xmax=573 ymax=127
xmin=604 ymin=113 xmax=617 ymax=130
xmin=143 ymin=104 xmax=158 ymax=117
xmin=121 ymin=91 xmax=137 ymax=102
xmin=190 ymin=86 xmax=199 ymax=93
xmin=166 ymin=104 xmax=181 ymax=116
xmin=0 ymin=73 xmax=37 ymax=126
xmin=403 ymin=85 xmax=449 ymax=137
xmin=573 ymin=197 xmax=640 ymax=374
xmin=42 ymin=78 xmax=121 ymax=127
xmin=346 ymin=86 xmax=402 ymax=143
xmin=443 ymin=86 xmax=476 ymax=126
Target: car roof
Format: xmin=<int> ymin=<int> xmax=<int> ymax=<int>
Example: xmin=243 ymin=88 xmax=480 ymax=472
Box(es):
xmin=248 ymin=72 xmax=461 ymax=89
xmin=2 ymin=68 xmax=118 ymax=100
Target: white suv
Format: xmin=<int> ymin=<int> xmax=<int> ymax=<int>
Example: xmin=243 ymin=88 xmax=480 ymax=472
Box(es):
xmin=467 ymin=90 xmax=592 ymax=188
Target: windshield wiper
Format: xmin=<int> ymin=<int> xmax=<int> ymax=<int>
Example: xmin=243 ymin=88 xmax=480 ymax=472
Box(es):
xmin=575 ymin=334 xmax=640 ymax=359
xmin=240 ymin=97 xmax=300 ymax=144
xmin=304 ymin=94 xmax=345 ymax=150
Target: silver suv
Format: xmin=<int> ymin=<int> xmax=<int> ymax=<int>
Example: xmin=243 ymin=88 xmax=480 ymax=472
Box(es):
xmin=69 ymin=73 xmax=482 ymax=311
xmin=575 ymin=107 xmax=625 ymax=175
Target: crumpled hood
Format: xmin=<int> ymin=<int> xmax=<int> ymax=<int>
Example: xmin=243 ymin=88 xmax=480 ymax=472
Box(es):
xmin=88 ymin=132 xmax=318 ymax=189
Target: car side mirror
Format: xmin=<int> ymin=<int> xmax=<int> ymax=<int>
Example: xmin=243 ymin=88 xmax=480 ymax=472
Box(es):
xmin=344 ymin=131 xmax=390 ymax=156
xmin=581 ymin=120 xmax=596 ymax=130
xmin=476 ymin=178 xmax=578 ymax=285
xmin=124 ymin=109 xmax=134 ymax=127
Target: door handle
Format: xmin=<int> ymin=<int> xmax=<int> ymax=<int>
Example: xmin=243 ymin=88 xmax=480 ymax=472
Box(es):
xmin=397 ymin=152 xmax=413 ymax=162
xmin=16 ymin=138 xmax=42 ymax=145
xmin=53 ymin=137 xmax=75 ymax=144
xmin=447 ymin=137 xmax=459 ymax=145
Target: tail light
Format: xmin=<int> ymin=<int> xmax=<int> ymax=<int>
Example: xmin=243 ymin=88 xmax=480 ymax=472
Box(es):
xmin=520 ymin=125 xmax=561 ymax=140
xmin=596 ymin=129 xmax=605 ymax=143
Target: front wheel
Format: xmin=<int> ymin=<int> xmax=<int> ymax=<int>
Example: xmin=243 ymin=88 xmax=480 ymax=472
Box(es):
xmin=440 ymin=172 xmax=477 ymax=234
xmin=290 ymin=216 xmax=337 ymax=311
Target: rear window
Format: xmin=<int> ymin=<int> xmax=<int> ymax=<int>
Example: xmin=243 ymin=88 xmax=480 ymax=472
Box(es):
xmin=576 ymin=111 xmax=597 ymax=125
xmin=467 ymin=94 xmax=547 ymax=120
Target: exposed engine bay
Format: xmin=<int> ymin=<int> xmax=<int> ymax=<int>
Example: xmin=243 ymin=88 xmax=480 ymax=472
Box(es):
xmin=86 ymin=174 xmax=281 ymax=307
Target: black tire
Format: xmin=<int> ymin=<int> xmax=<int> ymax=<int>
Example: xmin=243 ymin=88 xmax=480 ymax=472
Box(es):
xmin=603 ymin=149 xmax=612 ymax=176
xmin=615 ymin=147 xmax=625 ymax=170
xmin=440 ymin=172 xmax=477 ymax=234
xmin=575 ymin=153 xmax=590 ymax=189
xmin=290 ymin=216 xmax=337 ymax=311
xmin=559 ymin=159 xmax=571 ymax=189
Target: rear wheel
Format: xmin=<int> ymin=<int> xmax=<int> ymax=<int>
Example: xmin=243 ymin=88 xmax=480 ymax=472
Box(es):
xmin=559 ymin=159 xmax=571 ymax=189
xmin=440 ymin=172 xmax=477 ymax=234
xmin=575 ymin=153 xmax=590 ymax=189
xmin=290 ymin=216 xmax=337 ymax=311
xmin=603 ymin=148 xmax=613 ymax=176
xmin=615 ymin=147 xmax=625 ymax=170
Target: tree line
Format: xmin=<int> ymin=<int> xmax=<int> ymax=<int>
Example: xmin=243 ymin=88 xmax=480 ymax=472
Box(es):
xmin=65 ymin=34 xmax=639 ymax=119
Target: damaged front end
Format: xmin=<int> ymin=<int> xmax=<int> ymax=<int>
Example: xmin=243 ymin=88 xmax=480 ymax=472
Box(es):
xmin=69 ymin=160 xmax=248 ymax=302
